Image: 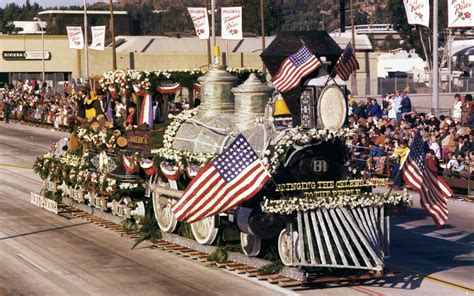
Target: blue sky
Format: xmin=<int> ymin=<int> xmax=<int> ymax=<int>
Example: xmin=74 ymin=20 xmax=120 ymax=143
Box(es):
xmin=0 ymin=0 xmax=102 ymax=8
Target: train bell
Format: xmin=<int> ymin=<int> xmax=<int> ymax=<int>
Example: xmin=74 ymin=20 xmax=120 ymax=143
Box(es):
xmin=273 ymin=95 xmax=291 ymax=117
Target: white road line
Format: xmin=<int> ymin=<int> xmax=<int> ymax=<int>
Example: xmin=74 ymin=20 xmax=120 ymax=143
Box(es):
xmin=17 ymin=253 xmax=49 ymax=272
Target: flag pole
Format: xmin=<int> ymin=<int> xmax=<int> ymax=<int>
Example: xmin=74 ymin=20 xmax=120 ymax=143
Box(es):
xmin=260 ymin=0 xmax=266 ymax=75
xmin=109 ymin=0 xmax=117 ymax=70
xmin=349 ymin=0 xmax=357 ymax=95
xmin=83 ymin=0 xmax=89 ymax=81
xmin=432 ymin=0 xmax=439 ymax=111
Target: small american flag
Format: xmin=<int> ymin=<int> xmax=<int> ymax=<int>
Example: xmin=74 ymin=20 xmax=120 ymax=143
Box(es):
xmin=401 ymin=132 xmax=453 ymax=227
xmin=172 ymin=134 xmax=271 ymax=224
xmin=333 ymin=42 xmax=359 ymax=81
xmin=272 ymin=44 xmax=321 ymax=93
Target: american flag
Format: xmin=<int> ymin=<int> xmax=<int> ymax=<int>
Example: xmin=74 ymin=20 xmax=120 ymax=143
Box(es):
xmin=333 ymin=42 xmax=359 ymax=81
xmin=272 ymin=44 xmax=321 ymax=93
xmin=172 ymin=134 xmax=271 ymax=224
xmin=400 ymin=132 xmax=453 ymax=227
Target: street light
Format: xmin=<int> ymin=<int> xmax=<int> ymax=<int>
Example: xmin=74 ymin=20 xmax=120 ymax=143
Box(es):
xmin=33 ymin=17 xmax=45 ymax=83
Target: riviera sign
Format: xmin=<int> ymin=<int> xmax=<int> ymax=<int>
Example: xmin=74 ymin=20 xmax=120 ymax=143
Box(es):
xmin=2 ymin=51 xmax=51 ymax=61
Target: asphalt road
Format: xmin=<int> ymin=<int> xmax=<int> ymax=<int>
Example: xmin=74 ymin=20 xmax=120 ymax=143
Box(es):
xmin=0 ymin=121 xmax=473 ymax=296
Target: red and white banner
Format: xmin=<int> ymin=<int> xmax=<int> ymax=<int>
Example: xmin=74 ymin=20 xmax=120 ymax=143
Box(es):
xmin=188 ymin=7 xmax=210 ymax=39
xmin=90 ymin=26 xmax=106 ymax=51
xmin=156 ymin=82 xmax=181 ymax=94
xmin=221 ymin=7 xmax=243 ymax=40
xmin=66 ymin=26 xmax=84 ymax=49
xmin=448 ymin=0 xmax=474 ymax=28
xmin=403 ymin=0 xmax=430 ymax=27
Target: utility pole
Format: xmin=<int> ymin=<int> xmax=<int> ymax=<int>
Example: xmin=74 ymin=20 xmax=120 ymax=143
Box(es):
xmin=260 ymin=0 xmax=266 ymax=75
xmin=33 ymin=17 xmax=45 ymax=82
xmin=432 ymin=0 xmax=439 ymax=110
xmin=206 ymin=0 xmax=211 ymax=65
xmin=448 ymin=29 xmax=452 ymax=93
xmin=83 ymin=0 xmax=89 ymax=80
xmin=109 ymin=0 xmax=117 ymax=70
xmin=211 ymin=0 xmax=217 ymax=64
xmin=350 ymin=0 xmax=357 ymax=95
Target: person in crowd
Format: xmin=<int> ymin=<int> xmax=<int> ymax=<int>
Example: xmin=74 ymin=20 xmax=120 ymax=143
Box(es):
xmin=452 ymin=93 xmax=463 ymax=123
xmin=400 ymin=92 xmax=412 ymax=117
xmin=367 ymin=98 xmax=383 ymax=118
xmin=3 ymin=95 xmax=10 ymax=123
xmin=391 ymin=139 xmax=409 ymax=189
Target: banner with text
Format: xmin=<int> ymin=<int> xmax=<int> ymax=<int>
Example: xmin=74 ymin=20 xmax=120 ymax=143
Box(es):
xmin=448 ymin=0 xmax=474 ymax=28
xmin=188 ymin=7 xmax=210 ymax=39
xmin=66 ymin=26 xmax=84 ymax=49
xmin=221 ymin=7 xmax=243 ymax=40
xmin=90 ymin=26 xmax=106 ymax=50
xmin=403 ymin=0 xmax=430 ymax=27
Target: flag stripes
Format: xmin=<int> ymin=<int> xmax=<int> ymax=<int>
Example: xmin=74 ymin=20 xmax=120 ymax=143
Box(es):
xmin=172 ymin=135 xmax=270 ymax=224
xmin=333 ymin=42 xmax=359 ymax=81
xmin=272 ymin=44 xmax=321 ymax=93
xmin=401 ymin=132 xmax=452 ymax=227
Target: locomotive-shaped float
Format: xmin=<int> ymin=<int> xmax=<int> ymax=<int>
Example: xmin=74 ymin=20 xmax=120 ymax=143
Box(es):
xmin=34 ymin=32 xmax=410 ymax=272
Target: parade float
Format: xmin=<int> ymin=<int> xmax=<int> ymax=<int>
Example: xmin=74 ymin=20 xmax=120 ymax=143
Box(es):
xmin=33 ymin=32 xmax=410 ymax=275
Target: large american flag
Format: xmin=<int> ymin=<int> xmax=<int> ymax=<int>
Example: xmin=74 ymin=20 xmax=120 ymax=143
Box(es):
xmin=172 ymin=134 xmax=271 ymax=224
xmin=400 ymin=132 xmax=453 ymax=227
xmin=333 ymin=42 xmax=359 ymax=81
xmin=272 ymin=44 xmax=321 ymax=93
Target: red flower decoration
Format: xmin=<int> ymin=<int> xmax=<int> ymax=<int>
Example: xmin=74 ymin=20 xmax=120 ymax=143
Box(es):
xmin=464 ymin=12 xmax=471 ymax=19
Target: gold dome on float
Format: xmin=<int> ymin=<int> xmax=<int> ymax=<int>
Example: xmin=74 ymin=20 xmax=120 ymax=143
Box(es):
xmin=273 ymin=95 xmax=291 ymax=117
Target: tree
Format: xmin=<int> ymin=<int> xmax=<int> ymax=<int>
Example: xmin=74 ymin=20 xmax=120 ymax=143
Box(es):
xmin=388 ymin=0 xmax=448 ymax=63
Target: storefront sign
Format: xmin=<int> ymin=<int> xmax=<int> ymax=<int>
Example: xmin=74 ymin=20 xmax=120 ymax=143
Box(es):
xmin=2 ymin=51 xmax=51 ymax=60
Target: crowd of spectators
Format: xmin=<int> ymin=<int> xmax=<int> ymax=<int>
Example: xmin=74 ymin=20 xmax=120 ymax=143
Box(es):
xmin=1 ymin=80 xmax=473 ymax=184
xmin=346 ymin=91 xmax=474 ymax=187
xmin=1 ymin=79 xmax=76 ymax=128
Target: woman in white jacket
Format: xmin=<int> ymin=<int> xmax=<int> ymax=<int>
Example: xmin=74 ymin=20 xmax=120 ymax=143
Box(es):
xmin=452 ymin=93 xmax=463 ymax=123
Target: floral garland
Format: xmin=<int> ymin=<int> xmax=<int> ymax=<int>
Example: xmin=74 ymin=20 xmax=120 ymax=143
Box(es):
xmin=261 ymin=190 xmax=411 ymax=214
xmin=99 ymin=68 xmax=263 ymax=94
xmin=76 ymin=127 xmax=117 ymax=151
xmin=150 ymin=108 xmax=216 ymax=166
xmin=262 ymin=127 xmax=356 ymax=173
xmin=75 ymin=170 xmax=118 ymax=196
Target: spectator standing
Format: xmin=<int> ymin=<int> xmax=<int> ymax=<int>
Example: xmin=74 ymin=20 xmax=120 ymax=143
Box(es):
xmin=391 ymin=140 xmax=409 ymax=189
xmin=452 ymin=93 xmax=463 ymax=123
xmin=400 ymin=92 xmax=412 ymax=118
xmin=393 ymin=91 xmax=402 ymax=122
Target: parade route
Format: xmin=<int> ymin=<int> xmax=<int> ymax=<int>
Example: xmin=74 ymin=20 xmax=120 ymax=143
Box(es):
xmin=0 ymin=122 xmax=473 ymax=295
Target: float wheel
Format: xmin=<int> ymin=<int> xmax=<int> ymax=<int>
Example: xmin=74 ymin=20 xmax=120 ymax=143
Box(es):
xmin=240 ymin=232 xmax=261 ymax=257
xmin=278 ymin=228 xmax=300 ymax=266
xmin=190 ymin=216 xmax=219 ymax=245
xmin=151 ymin=175 xmax=178 ymax=233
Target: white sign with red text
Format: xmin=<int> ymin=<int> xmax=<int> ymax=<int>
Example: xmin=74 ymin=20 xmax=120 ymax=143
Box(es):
xmin=90 ymin=26 xmax=106 ymax=50
xmin=188 ymin=7 xmax=210 ymax=39
xmin=403 ymin=0 xmax=430 ymax=27
xmin=221 ymin=7 xmax=243 ymax=40
xmin=448 ymin=0 xmax=474 ymax=28
xmin=66 ymin=26 xmax=84 ymax=49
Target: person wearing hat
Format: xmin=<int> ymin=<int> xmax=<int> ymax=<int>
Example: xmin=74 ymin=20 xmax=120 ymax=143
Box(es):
xmin=391 ymin=139 xmax=409 ymax=189
xmin=76 ymin=86 xmax=87 ymax=122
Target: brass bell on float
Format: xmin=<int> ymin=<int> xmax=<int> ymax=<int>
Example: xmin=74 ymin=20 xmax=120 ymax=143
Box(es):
xmin=273 ymin=95 xmax=291 ymax=117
